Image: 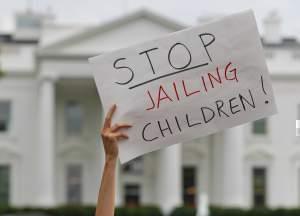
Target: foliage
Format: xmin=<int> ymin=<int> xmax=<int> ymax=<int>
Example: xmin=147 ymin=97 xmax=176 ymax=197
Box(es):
xmin=115 ymin=206 xmax=163 ymax=216
xmin=169 ymin=206 xmax=196 ymax=216
xmin=2 ymin=205 xmax=300 ymax=216
xmin=0 ymin=205 xmax=162 ymax=216
xmin=170 ymin=206 xmax=300 ymax=216
xmin=0 ymin=68 xmax=4 ymax=78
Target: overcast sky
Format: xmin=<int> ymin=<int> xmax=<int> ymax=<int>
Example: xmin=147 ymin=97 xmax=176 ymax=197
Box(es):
xmin=0 ymin=0 xmax=299 ymax=38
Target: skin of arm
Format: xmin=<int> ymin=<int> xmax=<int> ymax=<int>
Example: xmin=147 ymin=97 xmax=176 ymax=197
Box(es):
xmin=95 ymin=104 xmax=131 ymax=216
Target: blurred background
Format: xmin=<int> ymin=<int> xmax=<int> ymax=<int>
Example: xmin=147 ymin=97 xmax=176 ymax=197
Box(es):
xmin=0 ymin=0 xmax=299 ymax=216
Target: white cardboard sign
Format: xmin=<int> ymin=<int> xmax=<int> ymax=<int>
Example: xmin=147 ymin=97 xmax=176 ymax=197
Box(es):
xmin=89 ymin=10 xmax=277 ymax=163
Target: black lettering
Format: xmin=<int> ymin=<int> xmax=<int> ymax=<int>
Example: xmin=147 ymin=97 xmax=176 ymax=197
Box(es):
xmin=201 ymin=107 xmax=215 ymax=123
xmin=174 ymin=116 xmax=182 ymax=132
xmin=186 ymin=113 xmax=201 ymax=127
xmin=168 ymin=43 xmax=192 ymax=69
xmin=216 ymin=100 xmax=229 ymax=117
xmin=199 ymin=33 xmax=215 ymax=62
xmin=142 ymin=122 xmax=158 ymax=142
xmin=158 ymin=119 xmax=173 ymax=137
xmin=239 ymin=89 xmax=256 ymax=111
xmin=229 ymin=97 xmax=241 ymax=114
xmin=113 ymin=58 xmax=134 ymax=85
xmin=139 ymin=48 xmax=159 ymax=74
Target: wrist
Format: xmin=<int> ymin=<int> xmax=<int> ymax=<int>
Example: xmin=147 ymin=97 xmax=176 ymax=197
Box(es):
xmin=105 ymin=155 xmax=118 ymax=164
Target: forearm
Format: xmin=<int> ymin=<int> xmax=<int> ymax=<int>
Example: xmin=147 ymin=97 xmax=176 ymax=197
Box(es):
xmin=95 ymin=158 xmax=117 ymax=216
xmin=95 ymin=104 xmax=130 ymax=216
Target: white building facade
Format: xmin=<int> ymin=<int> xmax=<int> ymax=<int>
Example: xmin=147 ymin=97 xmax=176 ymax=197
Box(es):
xmin=0 ymin=9 xmax=300 ymax=213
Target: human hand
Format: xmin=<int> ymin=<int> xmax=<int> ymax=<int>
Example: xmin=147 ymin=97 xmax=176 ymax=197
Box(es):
xmin=101 ymin=104 xmax=132 ymax=162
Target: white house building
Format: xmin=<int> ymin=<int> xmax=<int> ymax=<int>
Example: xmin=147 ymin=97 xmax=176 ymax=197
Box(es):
xmin=0 ymin=8 xmax=300 ymax=214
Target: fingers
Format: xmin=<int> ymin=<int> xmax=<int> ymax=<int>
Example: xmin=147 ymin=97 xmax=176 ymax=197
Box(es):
xmin=114 ymin=132 xmax=129 ymax=140
xmin=111 ymin=123 xmax=132 ymax=132
xmin=102 ymin=104 xmax=131 ymax=142
xmin=103 ymin=104 xmax=116 ymax=129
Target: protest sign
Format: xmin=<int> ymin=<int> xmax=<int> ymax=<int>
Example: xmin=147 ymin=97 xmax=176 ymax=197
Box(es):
xmin=89 ymin=10 xmax=277 ymax=163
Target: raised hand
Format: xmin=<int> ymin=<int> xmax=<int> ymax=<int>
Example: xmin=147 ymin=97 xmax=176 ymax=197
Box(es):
xmin=101 ymin=104 xmax=132 ymax=161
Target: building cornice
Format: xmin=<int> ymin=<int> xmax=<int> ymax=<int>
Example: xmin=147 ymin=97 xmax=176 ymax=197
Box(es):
xmin=271 ymin=73 xmax=300 ymax=80
xmin=38 ymin=8 xmax=186 ymax=54
xmin=36 ymin=52 xmax=97 ymax=61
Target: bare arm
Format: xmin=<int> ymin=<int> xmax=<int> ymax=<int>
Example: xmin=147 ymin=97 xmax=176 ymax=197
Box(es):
xmin=95 ymin=104 xmax=131 ymax=216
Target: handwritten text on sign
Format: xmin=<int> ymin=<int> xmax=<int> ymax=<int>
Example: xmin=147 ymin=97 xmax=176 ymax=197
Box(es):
xmin=89 ymin=10 xmax=277 ymax=163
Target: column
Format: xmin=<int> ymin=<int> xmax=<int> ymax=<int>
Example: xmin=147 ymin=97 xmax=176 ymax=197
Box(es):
xmin=115 ymin=163 xmax=123 ymax=206
xmin=155 ymin=144 xmax=182 ymax=214
xmin=36 ymin=77 xmax=56 ymax=206
xmin=222 ymin=125 xmax=244 ymax=207
xmin=210 ymin=134 xmax=224 ymax=205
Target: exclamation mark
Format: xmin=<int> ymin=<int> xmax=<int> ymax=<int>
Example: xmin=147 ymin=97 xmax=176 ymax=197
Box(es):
xmin=260 ymin=75 xmax=269 ymax=104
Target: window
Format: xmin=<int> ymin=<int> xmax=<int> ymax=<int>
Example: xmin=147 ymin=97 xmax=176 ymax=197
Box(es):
xmin=252 ymin=167 xmax=267 ymax=207
xmin=252 ymin=118 xmax=267 ymax=135
xmin=0 ymin=165 xmax=10 ymax=204
xmin=122 ymin=157 xmax=143 ymax=175
xmin=16 ymin=15 xmax=41 ymax=29
xmin=66 ymin=164 xmax=82 ymax=204
xmin=124 ymin=184 xmax=140 ymax=207
xmin=65 ymin=101 xmax=83 ymax=135
xmin=182 ymin=167 xmax=197 ymax=207
xmin=0 ymin=101 xmax=11 ymax=132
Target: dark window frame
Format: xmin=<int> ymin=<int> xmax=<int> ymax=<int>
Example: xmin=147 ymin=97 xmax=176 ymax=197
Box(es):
xmin=252 ymin=167 xmax=267 ymax=207
xmin=0 ymin=101 xmax=11 ymax=133
xmin=182 ymin=166 xmax=197 ymax=207
xmin=122 ymin=157 xmax=144 ymax=175
xmin=65 ymin=100 xmax=84 ymax=135
xmin=124 ymin=184 xmax=140 ymax=207
xmin=252 ymin=118 xmax=267 ymax=135
xmin=66 ymin=164 xmax=83 ymax=204
xmin=0 ymin=165 xmax=10 ymax=205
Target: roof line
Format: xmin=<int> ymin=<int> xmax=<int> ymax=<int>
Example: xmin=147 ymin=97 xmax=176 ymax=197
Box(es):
xmin=38 ymin=8 xmax=187 ymax=54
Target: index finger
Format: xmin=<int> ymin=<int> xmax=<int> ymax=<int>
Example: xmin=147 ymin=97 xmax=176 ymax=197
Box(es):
xmin=103 ymin=104 xmax=117 ymax=129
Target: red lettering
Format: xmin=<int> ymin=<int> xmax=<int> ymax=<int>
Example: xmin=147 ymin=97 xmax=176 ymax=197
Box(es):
xmin=208 ymin=67 xmax=222 ymax=88
xmin=157 ymin=85 xmax=173 ymax=109
xmin=182 ymin=80 xmax=200 ymax=96
xmin=144 ymin=61 xmax=239 ymax=111
xmin=201 ymin=76 xmax=208 ymax=92
xmin=146 ymin=90 xmax=155 ymax=111
xmin=172 ymin=81 xmax=180 ymax=101
xmin=224 ymin=62 xmax=238 ymax=82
